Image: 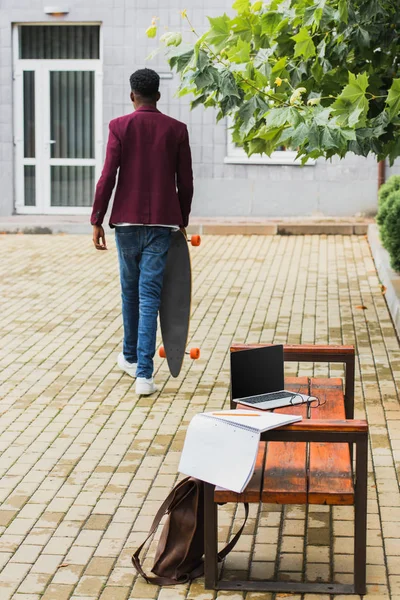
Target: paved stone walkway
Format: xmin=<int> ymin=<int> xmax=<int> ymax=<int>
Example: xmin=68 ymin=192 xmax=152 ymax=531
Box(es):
xmin=0 ymin=234 xmax=399 ymax=600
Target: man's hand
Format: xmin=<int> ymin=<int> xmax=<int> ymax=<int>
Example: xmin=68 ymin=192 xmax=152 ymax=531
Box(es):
xmin=180 ymin=227 xmax=187 ymax=239
xmin=93 ymin=225 xmax=107 ymax=250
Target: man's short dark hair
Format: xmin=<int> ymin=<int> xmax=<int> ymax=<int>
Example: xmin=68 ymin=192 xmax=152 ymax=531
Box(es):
xmin=129 ymin=68 xmax=160 ymax=99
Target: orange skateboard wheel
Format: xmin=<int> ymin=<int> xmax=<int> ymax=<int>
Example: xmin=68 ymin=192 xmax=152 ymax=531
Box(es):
xmin=190 ymin=235 xmax=201 ymax=247
xmin=190 ymin=348 xmax=200 ymax=360
xmin=159 ymin=346 xmax=166 ymax=358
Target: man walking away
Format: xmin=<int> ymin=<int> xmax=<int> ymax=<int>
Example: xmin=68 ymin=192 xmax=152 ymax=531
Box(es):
xmin=91 ymin=68 xmax=194 ymax=395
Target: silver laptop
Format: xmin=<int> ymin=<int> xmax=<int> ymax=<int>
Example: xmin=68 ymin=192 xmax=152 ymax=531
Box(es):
xmin=233 ymin=390 xmax=316 ymax=410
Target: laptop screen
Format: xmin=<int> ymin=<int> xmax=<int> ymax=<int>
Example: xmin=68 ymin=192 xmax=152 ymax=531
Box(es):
xmin=230 ymin=345 xmax=285 ymax=400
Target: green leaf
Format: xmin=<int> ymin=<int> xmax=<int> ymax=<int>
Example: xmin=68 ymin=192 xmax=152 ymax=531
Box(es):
xmin=338 ymin=0 xmax=348 ymax=23
xmin=261 ymin=11 xmax=284 ymax=35
xmin=197 ymin=49 xmax=209 ymax=72
xmin=190 ymin=94 xmax=208 ymax=110
xmin=322 ymin=127 xmax=340 ymax=149
xmin=240 ymin=115 xmax=256 ymax=135
xmin=264 ymin=106 xmax=302 ymax=128
xmin=257 ymin=125 xmax=284 ymax=143
xmin=292 ymin=28 xmax=316 ymax=59
xmin=220 ymin=69 xmax=241 ymax=99
xmin=370 ymin=112 xmax=390 ymax=137
xmin=317 ymin=38 xmax=326 ymax=59
xmin=307 ymin=124 xmax=323 ymax=151
xmin=280 ymin=122 xmax=309 ymax=147
xmin=248 ymin=138 xmax=268 ymax=156
xmin=232 ymin=0 xmax=250 ymax=14
xmin=230 ymin=15 xmax=254 ymax=41
xmin=386 ymin=79 xmax=400 ymax=121
xmin=146 ymin=25 xmax=157 ymax=38
xmin=313 ymin=106 xmax=332 ymax=126
xmin=331 ymin=72 xmax=370 ymax=127
xmin=221 ymin=94 xmax=241 ymax=115
xmin=159 ymin=31 xmax=182 ymax=47
xmin=271 ymin=57 xmax=287 ymax=75
xmin=226 ymin=38 xmax=251 ymax=63
xmin=238 ymin=96 xmax=258 ymax=123
xmin=207 ymin=14 xmax=231 ymax=50
xmin=194 ymin=70 xmax=215 ymax=90
xmin=354 ymin=26 xmax=370 ymax=48
xmin=311 ymin=60 xmax=323 ymax=83
xmin=169 ymin=49 xmax=194 ymax=73
xmin=303 ymin=2 xmax=324 ymax=28
xmin=251 ymin=0 xmax=263 ymax=11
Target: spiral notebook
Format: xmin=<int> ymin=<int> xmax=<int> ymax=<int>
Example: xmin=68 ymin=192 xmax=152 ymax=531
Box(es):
xmin=178 ymin=410 xmax=302 ymax=493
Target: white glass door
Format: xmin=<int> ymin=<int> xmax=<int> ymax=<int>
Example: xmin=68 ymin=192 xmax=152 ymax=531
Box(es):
xmin=13 ymin=26 xmax=102 ymax=214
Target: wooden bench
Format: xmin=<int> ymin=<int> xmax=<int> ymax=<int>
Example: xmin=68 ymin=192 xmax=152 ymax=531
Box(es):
xmin=203 ymin=344 xmax=368 ymax=595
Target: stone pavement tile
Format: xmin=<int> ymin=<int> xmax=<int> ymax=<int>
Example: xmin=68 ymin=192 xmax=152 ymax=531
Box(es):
xmin=0 ymin=510 xmax=17 ymax=526
xmin=44 ymin=536 xmax=74 ymax=554
xmin=390 ymin=577 xmax=400 ymax=594
xmin=279 ymin=553 xmax=304 ymax=572
xmin=17 ymin=573 xmax=52 ymax=595
xmin=83 ymin=515 xmax=112 ymax=530
xmin=85 ymin=557 xmax=115 ymax=577
xmin=52 ymin=563 xmax=84 ymax=585
xmin=0 ymin=551 xmax=12 ymax=568
xmin=99 ymin=587 xmax=130 ymax=600
xmin=107 ymin=567 xmax=135 ymax=587
xmin=306 ymin=562 xmax=330 ymax=581
xmin=41 ymin=584 xmax=74 ymax=600
xmin=306 ymin=546 xmax=329 ymax=563
xmin=280 ymin=536 xmax=304 ymax=553
xmin=31 ymin=554 xmax=64 ymax=574
xmin=10 ymin=544 xmax=42 ymax=564
xmin=64 ymin=545 xmax=95 ymax=565
xmin=384 ymin=538 xmax=400 ymax=555
xmin=249 ymin=561 xmax=275 ymax=580
xmin=129 ymin=579 xmax=159 ymax=599
xmin=387 ymin=555 xmax=400 ymax=575
xmin=74 ymin=574 xmax=106 ymax=596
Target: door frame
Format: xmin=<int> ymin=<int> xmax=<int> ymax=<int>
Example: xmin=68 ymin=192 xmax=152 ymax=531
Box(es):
xmin=13 ymin=24 xmax=103 ymax=214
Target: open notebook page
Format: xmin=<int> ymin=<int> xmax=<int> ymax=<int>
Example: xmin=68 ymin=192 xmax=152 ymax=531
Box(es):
xmin=178 ymin=413 xmax=259 ymax=493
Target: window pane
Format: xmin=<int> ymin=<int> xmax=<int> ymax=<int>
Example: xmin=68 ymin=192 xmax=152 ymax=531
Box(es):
xmin=50 ymin=71 xmax=94 ymax=159
xmin=51 ymin=166 xmax=94 ymax=207
xmin=19 ymin=25 xmax=100 ymax=59
xmin=23 ymin=71 xmax=35 ymax=158
xmin=24 ymin=166 xmax=36 ymax=206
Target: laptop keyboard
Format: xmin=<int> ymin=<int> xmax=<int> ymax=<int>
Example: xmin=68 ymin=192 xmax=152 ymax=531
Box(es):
xmin=240 ymin=391 xmax=296 ymax=404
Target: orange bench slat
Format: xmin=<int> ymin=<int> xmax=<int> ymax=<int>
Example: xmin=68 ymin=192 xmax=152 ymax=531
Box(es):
xmin=308 ymin=379 xmax=354 ymax=505
xmin=262 ymin=378 xmax=308 ymax=504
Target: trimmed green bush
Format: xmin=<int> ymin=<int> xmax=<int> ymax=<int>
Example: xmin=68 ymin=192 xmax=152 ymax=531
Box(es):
xmin=378 ymin=188 xmax=400 ymax=273
xmin=377 ymin=188 xmax=400 ymax=231
xmin=378 ymin=175 xmax=400 ymax=207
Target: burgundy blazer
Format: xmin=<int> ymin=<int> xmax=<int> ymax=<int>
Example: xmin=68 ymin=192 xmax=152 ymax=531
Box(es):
xmin=91 ymin=106 xmax=194 ymax=228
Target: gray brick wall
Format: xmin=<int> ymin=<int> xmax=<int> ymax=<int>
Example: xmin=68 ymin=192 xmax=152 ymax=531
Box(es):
xmin=0 ymin=0 xmax=396 ymax=217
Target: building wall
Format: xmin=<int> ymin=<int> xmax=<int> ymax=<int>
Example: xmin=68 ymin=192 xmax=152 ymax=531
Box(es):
xmin=0 ymin=0 xmax=394 ymax=218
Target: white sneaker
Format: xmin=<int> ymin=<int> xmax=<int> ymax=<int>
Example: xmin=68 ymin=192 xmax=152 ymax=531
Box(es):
xmin=136 ymin=377 xmax=158 ymax=396
xmin=117 ymin=353 xmax=137 ymax=378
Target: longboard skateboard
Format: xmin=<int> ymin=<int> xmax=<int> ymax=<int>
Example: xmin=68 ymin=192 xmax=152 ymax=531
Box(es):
xmin=159 ymin=230 xmax=201 ymax=377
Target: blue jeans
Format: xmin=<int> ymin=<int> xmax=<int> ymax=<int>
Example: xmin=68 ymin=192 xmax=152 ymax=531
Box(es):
xmin=115 ymin=226 xmax=172 ymax=379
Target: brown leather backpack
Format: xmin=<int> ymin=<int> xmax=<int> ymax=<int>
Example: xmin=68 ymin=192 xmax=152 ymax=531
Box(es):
xmin=132 ymin=477 xmax=248 ymax=585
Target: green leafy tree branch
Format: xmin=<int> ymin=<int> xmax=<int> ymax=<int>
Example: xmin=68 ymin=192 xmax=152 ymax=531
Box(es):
xmin=147 ymin=0 xmax=400 ymax=164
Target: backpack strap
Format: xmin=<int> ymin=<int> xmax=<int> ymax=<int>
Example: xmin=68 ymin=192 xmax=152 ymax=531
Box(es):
xmin=218 ymin=501 xmax=249 ymax=560
xmin=186 ymin=501 xmax=249 ymax=581
xmin=132 ymin=478 xmax=193 ymax=586
xmin=132 ymin=481 xmax=249 ymax=585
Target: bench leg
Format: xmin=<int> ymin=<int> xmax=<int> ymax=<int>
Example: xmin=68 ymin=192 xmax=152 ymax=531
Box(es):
xmin=354 ymin=434 xmax=368 ymax=595
xmin=204 ymin=482 xmax=218 ymax=589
